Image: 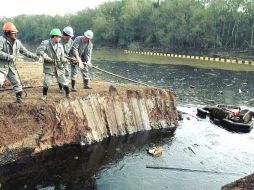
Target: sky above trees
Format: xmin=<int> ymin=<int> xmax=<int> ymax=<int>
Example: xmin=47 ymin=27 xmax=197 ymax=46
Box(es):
xmin=0 ymin=0 xmax=110 ymax=17
xmin=1 ymin=0 xmax=253 ymax=52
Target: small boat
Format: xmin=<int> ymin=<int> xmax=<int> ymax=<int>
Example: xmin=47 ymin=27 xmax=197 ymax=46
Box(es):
xmin=197 ymin=104 xmax=253 ymax=133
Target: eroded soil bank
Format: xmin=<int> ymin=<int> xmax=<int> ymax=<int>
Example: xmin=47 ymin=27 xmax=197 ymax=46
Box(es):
xmin=0 ymin=61 xmax=178 ymax=165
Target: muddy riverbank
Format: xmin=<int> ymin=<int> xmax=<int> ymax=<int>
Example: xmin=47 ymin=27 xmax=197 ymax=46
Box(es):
xmin=0 ymin=60 xmax=178 ymax=166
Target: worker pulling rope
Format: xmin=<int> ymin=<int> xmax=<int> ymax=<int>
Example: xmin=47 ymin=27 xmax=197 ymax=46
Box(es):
xmin=0 ymin=56 xmax=175 ymax=95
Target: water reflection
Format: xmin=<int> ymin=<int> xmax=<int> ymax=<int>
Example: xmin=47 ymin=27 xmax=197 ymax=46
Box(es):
xmin=0 ymin=129 xmax=175 ymax=190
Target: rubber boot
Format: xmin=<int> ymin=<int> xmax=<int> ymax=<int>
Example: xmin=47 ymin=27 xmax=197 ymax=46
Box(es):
xmin=58 ymin=83 xmax=64 ymax=93
xmin=63 ymin=85 xmax=72 ymax=99
xmin=71 ymin=80 xmax=77 ymax=92
xmin=41 ymin=87 xmax=48 ymax=101
xmin=16 ymin=91 xmax=23 ymax=103
xmin=83 ymin=79 xmax=92 ymax=89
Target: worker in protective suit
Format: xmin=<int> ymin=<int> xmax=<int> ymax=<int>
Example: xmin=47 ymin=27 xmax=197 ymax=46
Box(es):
xmin=36 ymin=28 xmax=71 ymax=101
xmin=58 ymin=26 xmax=74 ymax=92
xmin=71 ymin=30 xmax=93 ymax=89
xmin=0 ymin=22 xmax=39 ymax=103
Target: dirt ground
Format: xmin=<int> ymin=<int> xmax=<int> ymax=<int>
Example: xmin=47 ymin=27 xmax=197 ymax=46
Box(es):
xmin=0 ymin=60 xmax=147 ymax=104
xmin=222 ymin=172 xmax=254 ymax=189
xmin=0 ymin=60 xmax=155 ymax=153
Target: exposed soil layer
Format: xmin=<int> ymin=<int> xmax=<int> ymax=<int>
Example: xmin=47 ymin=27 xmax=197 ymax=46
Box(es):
xmin=222 ymin=173 xmax=254 ymax=190
xmin=0 ymin=61 xmax=178 ymax=165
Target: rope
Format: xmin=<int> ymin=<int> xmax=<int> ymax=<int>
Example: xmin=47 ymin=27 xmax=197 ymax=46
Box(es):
xmin=91 ymin=63 xmax=176 ymax=95
xmin=0 ymin=86 xmax=33 ymax=92
xmin=65 ymin=56 xmax=176 ymax=95
xmin=0 ymin=84 xmax=57 ymax=92
xmin=13 ymin=61 xmax=27 ymax=97
xmin=65 ymin=56 xmax=150 ymax=87
xmin=92 ymin=65 xmax=150 ymax=86
xmin=1 ymin=57 xmax=175 ymax=94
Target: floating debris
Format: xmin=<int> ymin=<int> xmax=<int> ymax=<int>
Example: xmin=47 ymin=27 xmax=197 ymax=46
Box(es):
xmin=188 ymin=146 xmax=196 ymax=154
xmin=177 ymin=110 xmax=201 ymax=121
xmin=207 ymin=73 xmax=217 ymax=77
xmin=146 ymin=166 xmax=241 ymax=175
xmin=207 ymin=100 xmax=215 ymax=103
xmin=178 ymin=111 xmax=183 ymax=121
xmin=148 ymin=146 xmax=163 ymax=156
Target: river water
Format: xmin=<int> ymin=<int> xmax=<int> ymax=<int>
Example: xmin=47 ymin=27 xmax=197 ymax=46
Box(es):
xmin=1 ymin=60 xmax=254 ymax=190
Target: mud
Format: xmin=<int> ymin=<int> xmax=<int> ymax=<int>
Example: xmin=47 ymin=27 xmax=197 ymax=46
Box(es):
xmin=222 ymin=172 xmax=254 ymax=189
xmin=0 ymin=61 xmax=178 ymax=165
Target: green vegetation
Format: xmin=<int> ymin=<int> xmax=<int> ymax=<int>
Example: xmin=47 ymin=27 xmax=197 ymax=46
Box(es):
xmin=0 ymin=0 xmax=254 ymax=54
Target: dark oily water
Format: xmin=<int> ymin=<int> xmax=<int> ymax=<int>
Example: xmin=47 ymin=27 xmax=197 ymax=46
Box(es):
xmin=96 ymin=107 xmax=254 ymax=190
xmin=1 ymin=61 xmax=254 ymax=190
xmin=0 ymin=130 xmax=175 ymax=190
xmin=92 ymin=60 xmax=254 ymax=107
xmin=93 ymin=61 xmax=254 ymax=189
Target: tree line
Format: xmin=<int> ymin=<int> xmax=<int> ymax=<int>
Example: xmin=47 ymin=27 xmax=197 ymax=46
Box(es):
xmin=0 ymin=0 xmax=253 ymax=54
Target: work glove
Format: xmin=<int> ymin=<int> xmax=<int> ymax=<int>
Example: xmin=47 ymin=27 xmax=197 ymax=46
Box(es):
xmin=38 ymin=56 xmax=43 ymax=62
xmin=85 ymin=61 xmax=93 ymax=67
xmin=79 ymin=62 xmax=85 ymax=70
xmin=63 ymin=57 xmax=68 ymax=63
xmin=43 ymin=55 xmax=54 ymax=63
xmin=77 ymin=56 xmax=82 ymax=64
xmin=9 ymin=55 xmax=16 ymax=62
xmin=77 ymin=57 xmax=84 ymax=69
xmin=70 ymin=58 xmax=78 ymax=65
xmin=34 ymin=55 xmax=40 ymax=61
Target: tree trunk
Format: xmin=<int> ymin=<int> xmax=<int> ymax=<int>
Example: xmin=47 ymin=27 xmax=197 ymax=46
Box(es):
xmin=222 ymin=22 xmax=225 ymax=39
xmin=251 ymin=24 xmax=254 ymax=48
xmin=225 ymin=22 xmax=231 ymax=48
xmin=234 ymin=24 xmax=238 ymax=48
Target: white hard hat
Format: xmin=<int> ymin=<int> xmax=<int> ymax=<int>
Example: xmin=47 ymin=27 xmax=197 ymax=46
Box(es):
xmin=63 ymin=26 xmax=74 ymax=37
xmin=84 ymin=30 xmax=93 ymax=39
